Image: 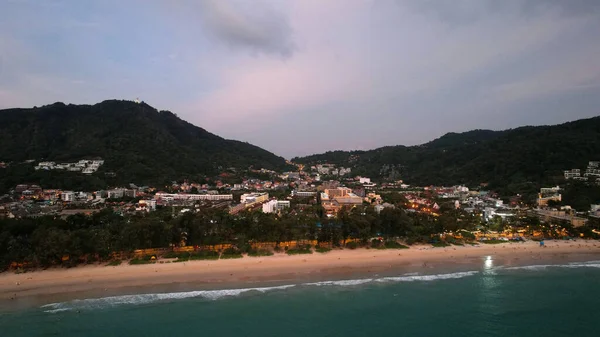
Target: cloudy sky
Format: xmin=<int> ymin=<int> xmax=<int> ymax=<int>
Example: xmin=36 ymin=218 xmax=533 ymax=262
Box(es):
xmin=1 ymin=0 xmax=599 ymax=158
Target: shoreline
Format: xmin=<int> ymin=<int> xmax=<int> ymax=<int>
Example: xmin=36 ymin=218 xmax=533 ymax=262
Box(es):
xmin=1 ymin=240 xmax=600 ymax=311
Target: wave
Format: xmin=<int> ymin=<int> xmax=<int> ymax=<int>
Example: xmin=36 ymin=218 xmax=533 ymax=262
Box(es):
xmin=40 ymin=270 xmax=479 ymax=313
xmin=505 ymin=262 xmax=600 ymax=271
xmin=41 ymin=285 xmax=295 ymax=313
xmin=376 ymin=271 xmax=479 ymax=283
xmin=304 ymin=279 xmax=374 ymax=287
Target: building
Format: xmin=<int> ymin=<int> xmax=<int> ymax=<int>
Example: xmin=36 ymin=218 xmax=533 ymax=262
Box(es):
xmin=564 ymin=169 xmax=581 ymax=180
xmin=537 ymin=186 xmax=561 ymax=207
xmin=82 ymin=167 xmax=95 ymax=174
xmin=530 ymin=209 xmax=587 ymax=227
xmin=321 ymin=187 xmax=363 ymax=216
xmin=240 ymin=193 xmax=269 ymax=204
xmin=61 ymin=191 xmax=75 ymax=202
xmin=124 ymin=189 xmax=137 ymax=198
xmin=321 ymin=180 xmax=340 ymax=190
xmin=564 ymin=162 xmax=600 ymax=180
xmin=484 ymin=207 xmax=516 ymax=221
xmin=154 ymin=193 xmax=233 ymax=201
xmin=282 ymin=172 xmax=301 ymax=180
xmin=358 ymin=177 xmax=371 ymax=184
xmin=35 ymin=161 xmax=56 ymax=170
xmin=292 ymin=190 xmax=316 ymax=197
xmin=338 ymin=167 xmax=352 ymax=176
xmin=364 ymin=192 xmax=382 ymax=204
xmin=374 ymin=203 xmax=395 ymax=214
xmin=262 ymin=200 xmax=291 ymax=213
xmin=35 ymin=158 xmax=104 ymax=174
xmin=316 ymin=164 xmax=335 ymax=175
xmin=585 ymin=161 xmax=600 ymax=179
xmin=137 ymin=199 xmax=157 ymax=212
xmin=262 ymin=200 xmax=277 ymax=213
xmin=229 ymin=203 xmax=246 ymax=214
xmin=107 ymin=189 xmax=126 ymax=199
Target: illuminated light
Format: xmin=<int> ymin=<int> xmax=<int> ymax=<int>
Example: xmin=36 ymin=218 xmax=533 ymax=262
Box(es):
xmin=484 ymin=255 xmax=493 ymax=269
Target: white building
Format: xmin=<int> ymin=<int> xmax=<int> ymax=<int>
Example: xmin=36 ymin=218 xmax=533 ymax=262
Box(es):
xmin=34 ymin=158 xmax=104 ymax=174
xmin=61 ymin=191 xmax=75 ymax=202
xmin=262 ymin=200 xmax=277 ymax=213
xmin=35 ymin=162 xmax=56 ymax=170
xmin=154 ymin=193 xmax=233 ymax=201
xmin=339 ymin=167 xmax=352 ymax=176
xmin=82 ymin=167 xmax=96 ymax=174
xmin=540 ymin=186 xmax=561 ymax=194
xmin=292 ymin=190 xmax=316 ymax=197
xmin=484 ymin=207 xmax=515 ymax=221
xmin=107 ymin=189 xmax=126 ymax=199
xmin=455 ymin=186 xmax=469 ymax=193
xmin=316 ymin=165 xmax=332 ymax=175
xmin=358 ymin=177 xmax=371 ymax=184
xmin=564 ymin=169 xmax=581 ymax=179
xmin=262 ymin=200 xmax=291 ymax=213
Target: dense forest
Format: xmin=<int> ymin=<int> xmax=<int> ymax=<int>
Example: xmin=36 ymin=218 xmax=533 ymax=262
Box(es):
xmin=293 ymin=117 xmax=600 ymax=192
xmin=0 ymin=100 xmax=290 ymax=193
xmin=2 ymin=196 xmax=596 ymax=271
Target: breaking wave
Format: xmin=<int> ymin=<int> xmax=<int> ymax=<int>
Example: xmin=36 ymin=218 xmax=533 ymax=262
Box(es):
xmin=505 ymin=261 xmax=600 ymax=271
xmin=376 ymin=271 xmax=479 ymax=282
xmin=40 ymin=270 xmax=479 ymax=313
xmin=41 ymin=285 xmax=295 ymax=313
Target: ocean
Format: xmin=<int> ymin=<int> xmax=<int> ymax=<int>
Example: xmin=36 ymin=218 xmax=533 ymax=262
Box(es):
xmin=2 ymin=259 xmax=600 ymax=337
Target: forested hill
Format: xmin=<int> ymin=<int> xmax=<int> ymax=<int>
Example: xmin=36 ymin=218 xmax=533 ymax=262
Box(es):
xmin=0 ymin=100 xmax=289 ymax=191
xmin=293 ymin=117 xmax=600 ymax=191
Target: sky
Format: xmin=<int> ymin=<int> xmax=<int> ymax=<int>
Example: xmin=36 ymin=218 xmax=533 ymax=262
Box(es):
xmin=1 ymin=0 xmax=600 ymax=158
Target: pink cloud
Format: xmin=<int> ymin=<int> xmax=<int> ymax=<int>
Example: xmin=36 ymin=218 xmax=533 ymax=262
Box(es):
xmin=189 ymin=51 xmax=370 ymax=131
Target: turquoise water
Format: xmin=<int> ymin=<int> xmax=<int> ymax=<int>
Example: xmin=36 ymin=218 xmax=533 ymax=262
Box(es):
xmin=2 ymin=261 xmax=600 ymax=337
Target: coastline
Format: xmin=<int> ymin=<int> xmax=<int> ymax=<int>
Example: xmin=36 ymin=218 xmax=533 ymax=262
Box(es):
xmin=1 ymin=240 xmax=599 ymax=311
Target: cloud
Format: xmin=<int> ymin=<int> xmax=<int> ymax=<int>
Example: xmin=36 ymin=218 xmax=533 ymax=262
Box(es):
xmin=187 ymin=49 xmax=370 ymax=130
xmin=198 ymin=0 xmax=295 ymax=58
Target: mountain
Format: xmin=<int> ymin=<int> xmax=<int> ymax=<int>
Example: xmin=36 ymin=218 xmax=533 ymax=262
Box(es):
xmin=0 ymin=100 xmax=289 ymax=192
xmin=293 ymin=117 xmax=600 ymax=193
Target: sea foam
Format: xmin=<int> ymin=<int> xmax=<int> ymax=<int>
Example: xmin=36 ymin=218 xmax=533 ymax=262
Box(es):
xmin=41 ymin=285 xmax=295 ymax=313
xmin=40 ymin=271 xmax=479 ymax=313
xmin=376 ymin=271 xmax=479 ymax=283
xmin=505 ymin=262 xmax=600 ymax=271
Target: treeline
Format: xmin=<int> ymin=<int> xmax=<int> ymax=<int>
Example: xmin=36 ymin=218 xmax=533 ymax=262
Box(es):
xmin=2 ymin=200 xmax=596 ymax=271
xmin=0 ymin=203 xmax=479 ymax=270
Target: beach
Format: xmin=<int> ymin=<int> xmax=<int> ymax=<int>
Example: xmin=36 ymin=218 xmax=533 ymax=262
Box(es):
xmin=1 ymin=240 xmax=600 ymax=309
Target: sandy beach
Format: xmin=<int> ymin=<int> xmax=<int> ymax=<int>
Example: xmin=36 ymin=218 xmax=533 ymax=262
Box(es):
xmin=1 ymin=240 xmax=600 ymax=308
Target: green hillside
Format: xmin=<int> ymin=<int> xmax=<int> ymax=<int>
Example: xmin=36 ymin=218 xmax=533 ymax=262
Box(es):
xmin=0 ymin=100 xmax=289 ymax=192
xmin=293 ymin=117 xmax=600 ymax=192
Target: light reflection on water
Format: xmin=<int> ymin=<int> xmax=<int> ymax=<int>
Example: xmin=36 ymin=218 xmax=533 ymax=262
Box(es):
xmin=484 ymin=256 xmax=493 ymax=270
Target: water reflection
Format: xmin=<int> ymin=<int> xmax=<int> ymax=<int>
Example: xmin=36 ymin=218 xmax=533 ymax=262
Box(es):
xmin=484 ymin=256 xmax=493 ymax=270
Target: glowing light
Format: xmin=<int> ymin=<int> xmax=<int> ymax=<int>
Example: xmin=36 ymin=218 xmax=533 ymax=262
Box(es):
xmin=484 ymin=256 xmax=493 ymax=269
